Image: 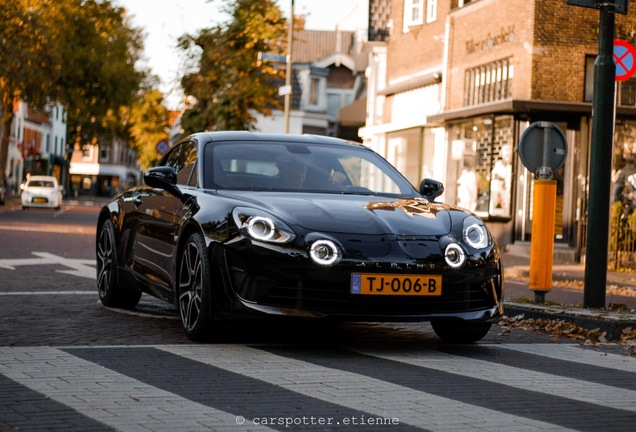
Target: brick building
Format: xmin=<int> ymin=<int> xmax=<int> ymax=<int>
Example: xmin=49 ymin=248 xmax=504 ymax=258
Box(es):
xmin=360 ymin=0 xmax=636 ymax=262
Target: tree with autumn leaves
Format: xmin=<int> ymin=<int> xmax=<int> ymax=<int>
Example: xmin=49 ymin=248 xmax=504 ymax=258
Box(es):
xmin=1 ymin=0 xmax=293 ymax=186
xmin=178 ymin=0 xmax=289 ymax=134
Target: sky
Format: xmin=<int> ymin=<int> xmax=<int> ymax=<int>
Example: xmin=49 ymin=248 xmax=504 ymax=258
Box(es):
xmin=115 ymin=0 xmax=359 ymax=109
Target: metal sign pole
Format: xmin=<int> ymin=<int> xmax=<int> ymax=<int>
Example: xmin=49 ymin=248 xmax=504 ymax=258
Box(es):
xmin=583 ymin=2 xmax=616 ymax=308
xmin=518 ymin=122 xmax=568 ymax=304
xmin=283 ymin=0 xmax=295 ymax=134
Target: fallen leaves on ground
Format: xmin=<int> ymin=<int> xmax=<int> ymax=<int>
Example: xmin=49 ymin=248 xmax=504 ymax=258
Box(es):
xmin=499 ymin=315 xmax=636 ymax=355
xmin=506 ymin=274 xmax=636 ymax=298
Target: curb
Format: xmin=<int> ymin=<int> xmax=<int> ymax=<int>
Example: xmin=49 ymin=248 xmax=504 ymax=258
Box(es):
xmin=504 ymin=301 xmax=636 ymax=340
xmin=505 ymin=264 xmax=636 ymax=292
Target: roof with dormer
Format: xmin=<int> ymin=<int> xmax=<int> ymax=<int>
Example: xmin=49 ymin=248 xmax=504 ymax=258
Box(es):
xmin=292 ymin=30 xmax=355 ymax=64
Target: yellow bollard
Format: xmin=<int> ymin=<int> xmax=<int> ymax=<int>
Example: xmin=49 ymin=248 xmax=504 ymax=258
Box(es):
xmin=529 ymin=180 xmax=557 ymax=303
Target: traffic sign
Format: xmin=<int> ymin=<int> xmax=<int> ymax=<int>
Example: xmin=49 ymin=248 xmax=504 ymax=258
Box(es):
xmin=518 ymin=122 xmax=568 ymax=179
xmin=156 ymin=140 xmax=169 ymax=155
xmin=258 ymin=52 xmax=287 ymax=63
xmin=278 ymin=85 xmax=292 ymax=96
xmin=614 ymin=40 xmax=636 ymax=81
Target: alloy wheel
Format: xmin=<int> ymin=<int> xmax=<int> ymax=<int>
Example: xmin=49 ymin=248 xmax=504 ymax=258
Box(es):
xmin=97 ymin=222 xmax=114 ymax=300
xmin=179 ymin=240 xmax=203 ymax=332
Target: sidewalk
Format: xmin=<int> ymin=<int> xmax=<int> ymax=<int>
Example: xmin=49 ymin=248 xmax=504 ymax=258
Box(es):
xmin=502 ymin=252 xmax=636 ymax=340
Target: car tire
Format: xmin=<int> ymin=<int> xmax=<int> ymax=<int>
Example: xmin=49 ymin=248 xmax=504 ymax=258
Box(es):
xmin=177 ymin=232 xmax=213 ymax=341
xmin=97 ymin=219 xmax=141 ymax=309
xmin=431 ymin=320 xmax=492 ymax=343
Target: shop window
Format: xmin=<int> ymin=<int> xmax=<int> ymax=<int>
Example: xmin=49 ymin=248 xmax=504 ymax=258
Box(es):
xmin=464 ymin=58 xmax=513 ymax=106
xmin=82 ymin=177 xmax=92 ymax=191
xmin=452 ymin=116 xmax=513 ymax=219
xmin=612 ymin=120 xmax=636 ymax=208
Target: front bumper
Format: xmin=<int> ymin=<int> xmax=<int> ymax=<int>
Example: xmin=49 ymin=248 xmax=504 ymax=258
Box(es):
xmin=216 ymin=238 xmax=504 ymax=322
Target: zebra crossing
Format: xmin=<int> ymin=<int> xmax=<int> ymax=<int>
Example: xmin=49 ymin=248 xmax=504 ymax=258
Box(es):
xmin=1 ymin=343 xmax=635 ymax=431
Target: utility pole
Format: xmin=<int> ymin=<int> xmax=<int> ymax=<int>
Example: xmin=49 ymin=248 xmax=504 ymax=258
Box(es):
xmin=283 ymin=0 xmax=295 ymax=134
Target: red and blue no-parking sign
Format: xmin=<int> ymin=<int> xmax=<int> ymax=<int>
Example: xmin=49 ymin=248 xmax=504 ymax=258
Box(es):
xmin=614 ymin=40 xmax=636 ymax=81
xmin=156 ymin=140 xmax=170 ymax=155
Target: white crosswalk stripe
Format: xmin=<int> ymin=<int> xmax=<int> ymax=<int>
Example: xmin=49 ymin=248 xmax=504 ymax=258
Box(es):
xmin=0 ymin=343 xmax=634 ymax=431
xmin=160 ymin=344 xmax=581 ymax=432
xmin=356 ymin=346 xmax=636 ymax=412
xmin=0 ymin=347 xmax=273 ymax=431
xmin=496 ymin=343 xmax=636 ymax=372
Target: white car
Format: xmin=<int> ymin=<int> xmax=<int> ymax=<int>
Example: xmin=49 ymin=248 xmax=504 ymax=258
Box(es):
xmin=21 ymin=176 xmax=63 ymax=209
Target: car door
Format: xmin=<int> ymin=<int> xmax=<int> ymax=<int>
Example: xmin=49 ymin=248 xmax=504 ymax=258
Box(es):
xmin=130 ymin=141 xmax=198 ymax=295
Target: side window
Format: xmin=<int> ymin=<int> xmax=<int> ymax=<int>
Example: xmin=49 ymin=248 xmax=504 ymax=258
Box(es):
xmin=164 ymin=141 xmax=198 ymax=186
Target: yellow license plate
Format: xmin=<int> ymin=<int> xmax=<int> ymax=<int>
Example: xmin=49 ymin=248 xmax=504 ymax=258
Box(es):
xmin=33 ymin=197 xmax=47 ymax=203
xmin=351 ymin=273 xmax=442 ymax=296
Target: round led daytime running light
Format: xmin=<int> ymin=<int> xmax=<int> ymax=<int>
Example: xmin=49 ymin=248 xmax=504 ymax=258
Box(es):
xmin=247 ymin=216 xmax=276 ymax=241
xmin=445 ymin=243 xmax=466 ymax=268
xmin=309 ymin=239 xmax=341 ymax=266
xmin=464 ymin=223 xmax=488 ymax=249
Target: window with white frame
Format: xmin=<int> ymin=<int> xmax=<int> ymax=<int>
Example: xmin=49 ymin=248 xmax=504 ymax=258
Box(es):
xmin=426 ymin=0 xmax=437 ymax=23
xmin=403 ymin=0 xmax=424 ymax=32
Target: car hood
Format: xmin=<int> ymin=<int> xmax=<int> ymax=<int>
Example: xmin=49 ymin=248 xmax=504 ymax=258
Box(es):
xmin=217 ymin=191 xmax=452 ymax=236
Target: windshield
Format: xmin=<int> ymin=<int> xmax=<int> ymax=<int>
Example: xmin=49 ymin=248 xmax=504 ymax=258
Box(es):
xmin=204 ymin=141 xmax=418 ymax=197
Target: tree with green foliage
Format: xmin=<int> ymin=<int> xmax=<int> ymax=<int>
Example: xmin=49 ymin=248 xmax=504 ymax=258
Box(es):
xmin=49 ymin=0 xmax=145 ymax=148
xmin=0 ymin=0 xmax=145 ymax=184
xmin=0 ymin=0 xmax=56 ymax=185
xmin=178 ymin=0 xmax=287 ymax=134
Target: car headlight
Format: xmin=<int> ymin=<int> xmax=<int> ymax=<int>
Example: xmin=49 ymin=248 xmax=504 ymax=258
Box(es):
xmin=309 ymin=239 xmax=342 ymax=266
xmin=463 ymin=216 xmax=490 ymax=249
xmin=232 ymin=207 xmax=296 ymax=244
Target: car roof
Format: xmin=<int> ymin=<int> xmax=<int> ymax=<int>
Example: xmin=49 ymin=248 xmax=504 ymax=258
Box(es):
xmin=189 ymin=131 xmax=364 ymax=148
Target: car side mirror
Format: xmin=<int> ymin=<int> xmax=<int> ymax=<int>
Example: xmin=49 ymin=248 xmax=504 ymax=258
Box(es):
xmin=419 ymin=178 xmax=444 ymax=201
xmin=144 ymin=166 xmax=183 ymax=199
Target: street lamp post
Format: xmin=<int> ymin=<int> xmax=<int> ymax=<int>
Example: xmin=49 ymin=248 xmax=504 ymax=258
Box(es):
xmin=283 ymin=0 xmax=294 ymax=134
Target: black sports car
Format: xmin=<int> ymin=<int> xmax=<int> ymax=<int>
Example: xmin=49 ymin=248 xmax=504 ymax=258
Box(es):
xmin=96 ymin=132 xmax=503 ymax=342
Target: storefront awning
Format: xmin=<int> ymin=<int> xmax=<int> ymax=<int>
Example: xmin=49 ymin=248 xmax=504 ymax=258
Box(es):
xmin=427 ymin=99 xmax=636 ymax=124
